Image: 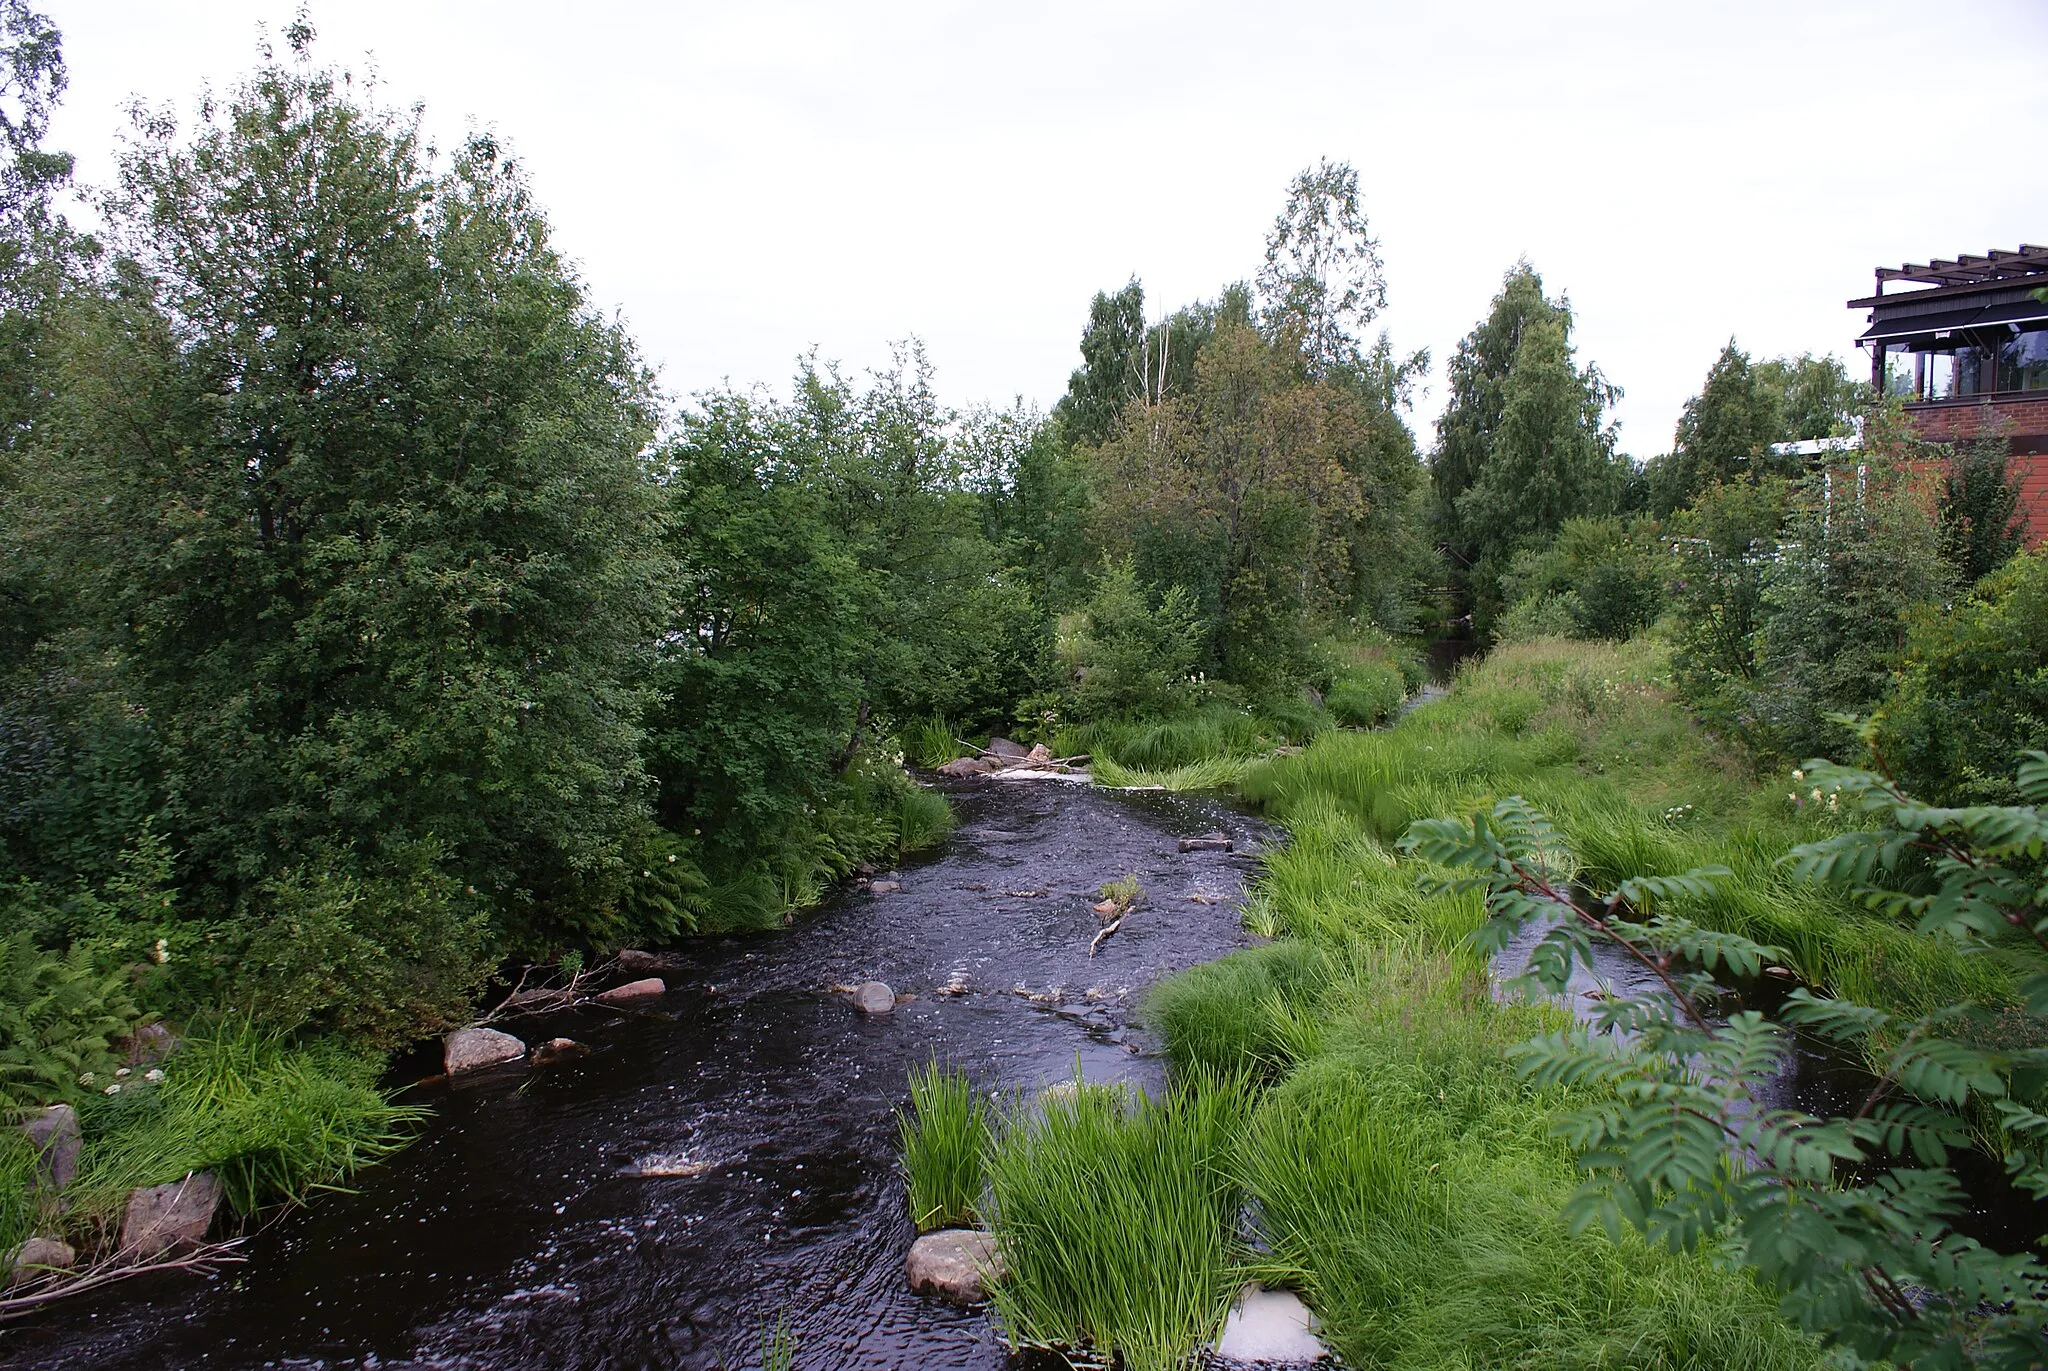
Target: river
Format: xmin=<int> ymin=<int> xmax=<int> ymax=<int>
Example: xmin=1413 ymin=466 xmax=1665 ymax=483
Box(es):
xmin=7 ymin=779 xmax=1266 ymax=1371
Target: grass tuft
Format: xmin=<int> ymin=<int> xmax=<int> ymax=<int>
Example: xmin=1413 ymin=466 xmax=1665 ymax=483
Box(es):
xmin=898 ymin=1060 xmax=990 ymax=1232
xmin=986 ymin=1069 xmax=1254 ymax=1371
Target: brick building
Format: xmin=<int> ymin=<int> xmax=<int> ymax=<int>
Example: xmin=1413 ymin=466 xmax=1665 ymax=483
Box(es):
xmin=1852 ymin=245 xmax=2048 ymax=546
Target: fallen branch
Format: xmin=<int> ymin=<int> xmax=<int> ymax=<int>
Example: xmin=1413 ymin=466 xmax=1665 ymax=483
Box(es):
xmin=1088 ymin=917 xmax=1123 ymax=957
xmin=474 ymin=959 xmax=612 ymax=1025
xmin=0 ymin=1239 xmax=248 ymax=1321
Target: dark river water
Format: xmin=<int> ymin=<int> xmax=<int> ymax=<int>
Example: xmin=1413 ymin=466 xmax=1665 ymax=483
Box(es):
xmin=6 ymin=778 xmax=1265 ymax=1371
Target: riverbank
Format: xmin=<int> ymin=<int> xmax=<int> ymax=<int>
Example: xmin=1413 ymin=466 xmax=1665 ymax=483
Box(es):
xmin=916 ymin=637 xmax=1830 ymax=1367
xmin=953 ymin=633 xmax=2043 ymax=1367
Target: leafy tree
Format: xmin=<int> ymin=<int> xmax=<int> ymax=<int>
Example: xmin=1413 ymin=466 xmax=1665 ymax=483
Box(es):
xmin=15 ymin=33 xmax=670 ymax=972
xmin=1088 ymin=316 xmax=1368 ymax=688
xmin=1429 ymin=262 xmax=1572 ymax=568
xmin=1405 ymin=750 xmax=2048 ymax=1369
xmin=1454 ymin=313 xmax=1622 ymax=624
xmin=1748 ymin=422 xmax=1953 ymax=759
xmin=1052 ymin=278 xmax=1147 ymax=448
xmin=1937 ymin=435 xmax=2027 ymax=585
xmin=1256 ymin=158 xmax=1385 ymax=378
xmin=1758 ymin=351 xmax=1861 ymax=444
xmin=647 ymin=387 xmax=866 ymax=870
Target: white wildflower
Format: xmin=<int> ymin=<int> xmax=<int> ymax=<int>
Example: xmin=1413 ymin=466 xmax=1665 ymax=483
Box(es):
xmin=144 ymin=1068 xmax=166 ymax=1083
xmin=115 ymin=1067 xmax=131 ymax=1078
xmin=103 ymin=1082 xmax=121 ymax=1095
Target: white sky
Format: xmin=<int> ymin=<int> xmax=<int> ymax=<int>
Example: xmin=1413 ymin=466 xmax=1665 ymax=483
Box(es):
xmin=41 ymin=1 xmax=2048 ymax=457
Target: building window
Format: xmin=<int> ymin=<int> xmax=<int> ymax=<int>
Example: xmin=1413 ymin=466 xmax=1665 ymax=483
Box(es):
xmin=1997 ymin=328 xmax=2048 ymax=392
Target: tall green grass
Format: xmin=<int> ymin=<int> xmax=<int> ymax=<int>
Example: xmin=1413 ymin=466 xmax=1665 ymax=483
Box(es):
xmin=72 ymin=1017 xmax=423 ymax=1223
xmin=898 ymin=1061 xmax=990 ymax=1232
xmin=986 ymin=1071 xmax=1254 ymax=1371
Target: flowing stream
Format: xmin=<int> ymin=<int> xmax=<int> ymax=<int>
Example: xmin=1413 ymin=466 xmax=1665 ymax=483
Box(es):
xmin=8 ymin=780 xmax=1268 ymax=1371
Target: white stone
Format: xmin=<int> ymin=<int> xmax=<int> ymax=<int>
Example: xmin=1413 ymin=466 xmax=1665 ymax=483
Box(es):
xmin=444 ymin=1026 xmax=527 ymax=1075
xmin=850 ymin=981 xmax=896 ymax=1014
xmin=1214 ymin=1283 xmax=1326 ymax=1364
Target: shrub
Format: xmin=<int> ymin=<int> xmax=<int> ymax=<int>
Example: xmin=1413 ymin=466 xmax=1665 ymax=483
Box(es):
xmin=226 ymin=845 xmax=493 ymax=1052
xmin=1058 ymin=560 xmax=1204 ymax=721
xmin=1326 ymin=662 xmax=1405 ymax=728
xmin=1877 ymin=549 xmax=2048 ymax=805
xmin=898 ymin=1061 xmax=990 ymax=1231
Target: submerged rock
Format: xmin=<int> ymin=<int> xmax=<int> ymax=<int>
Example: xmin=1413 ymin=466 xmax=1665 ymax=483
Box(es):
xmin=119 ymin=1171 xmax=223 ymax=1259
xmin=532 ymin=1037 xmax=590 ymax=1066
xmin=1214 ymin=1283 xmax=1326 ymax=1364
xmin=20 ymin=1103 xmax=79 ymax=1194
xmin=5 ymin=1235 xmax=76 ymax=1286
xmin=444 ymin=1026 xmax=527 ymax=1076
xmin=869 ymin=880 xmax=903 ymax=893
xmin=595 ymin=977 xmax=666 ymax=1006
xmin=905 ymin=1228 xmax=1003 ymax=1304
xmin=850 ymin=981 xmax=896 ymax=1014
xmin=615 ymin=948 xmax=680 ymax=974
xmin=1179 ymin=831 xmax=1233 ymax=853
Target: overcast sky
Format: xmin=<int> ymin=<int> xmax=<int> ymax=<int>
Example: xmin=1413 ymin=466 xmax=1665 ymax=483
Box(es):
xmin=40 ymin=1 xmax=2048 ymax=455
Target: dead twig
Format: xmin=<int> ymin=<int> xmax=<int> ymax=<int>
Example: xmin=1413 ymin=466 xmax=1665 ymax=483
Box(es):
xmin=1088 ymin=918 xmax=1123 ymax=957
xmin=0 ymin=1239 xmax=248 ymax=1321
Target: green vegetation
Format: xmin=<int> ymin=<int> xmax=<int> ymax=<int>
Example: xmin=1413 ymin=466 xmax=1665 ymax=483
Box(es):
xmin=1408 ymin=750 xmax=2048 ymax=1367
xmin=985 ymin=1072 xmax=1254 ymax=1371
xmin=898 ymin=1061 xmax=990 ymax=1232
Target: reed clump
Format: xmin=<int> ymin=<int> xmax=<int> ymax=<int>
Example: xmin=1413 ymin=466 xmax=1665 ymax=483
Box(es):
xmin=985 ymin=1071 xmax=1254 ymax=1371
xmin=898 ymin=1060 xmax=990 ymax=1232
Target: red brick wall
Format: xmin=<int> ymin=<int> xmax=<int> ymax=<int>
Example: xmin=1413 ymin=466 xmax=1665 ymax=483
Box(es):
xmin=1902 ymin=399 xmax=2048 ymax=549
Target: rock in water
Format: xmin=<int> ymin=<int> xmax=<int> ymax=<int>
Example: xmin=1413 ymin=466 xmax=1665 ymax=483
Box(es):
xmin=532 ymin=1037 xmax=590 ymax=1066
xmin=936 ymin=755 xmax=995 ymax=777
xmin=850 ymin=981 xmax=896 ymax=1014
xmin=615 ymin=948 xmax=678 ymax=973
xmin=1214 ymin=1283 xmax=1326 ymax=1364
xmin=905 ymin=1229 xmax=1004 ymax=1305
xmin=20 ymin=1104 xmax=79 ymax=1193
xmin=444 ymin=1026 xmax=527 ymax=1076
xmin=1179 ymin=831 xmax=1233 ymax=852
xmin=5 ymin=1235 xmax=76 ymax=1286
xmin=595 ymin=977 xmax=666 ymax=1006
xmin=985 ymin=736 xmax=1030 ymax=761
xmin=119 ymin=1172 xmax=223 ymax=1258
xmin=869 ymin=880 xmax=903 ymax=893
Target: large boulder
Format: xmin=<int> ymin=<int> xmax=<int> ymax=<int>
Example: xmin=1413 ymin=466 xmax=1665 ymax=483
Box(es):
xmin=595 ymin=977 xmax=666 ymax=1006
xmin=20 ymin=1104 xmax=79 ymax=1193
xmin=850 ymin=981 xmax=896 ymax=1015
xmin=4 ymin=1235 xmax=76 ymax=1287
xmin=119 ymin=1172 xmax=223 ymax=1259
xmin=905 ymin=1228 xmax=1004 ymax=1305
xmin=985 ymin=737 xmax=1030 ymax=761
xmin=444 ymin=1026 xmax=527 ymax=1076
